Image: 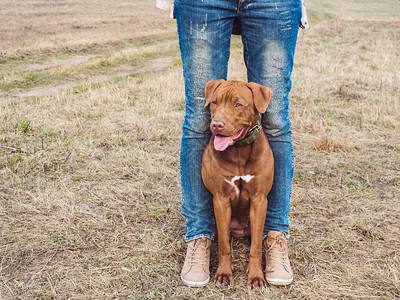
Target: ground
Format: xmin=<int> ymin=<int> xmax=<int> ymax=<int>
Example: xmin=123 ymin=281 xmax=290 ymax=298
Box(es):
xmin=0 ymin=0 xmax=399 ymax=299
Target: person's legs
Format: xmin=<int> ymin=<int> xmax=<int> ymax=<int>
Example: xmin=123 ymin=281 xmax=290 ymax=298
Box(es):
xmin=239 ymin=0 xmax=301 ymax=285
xmin=239 ymin=0 xmax=301 ymax=238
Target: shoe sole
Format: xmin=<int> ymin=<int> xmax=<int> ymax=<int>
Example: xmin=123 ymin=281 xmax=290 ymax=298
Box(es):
xmin=265 ymin=276 xmax=293 ymax=286
xmin=181 ymin=275 xmax=210 ymax=287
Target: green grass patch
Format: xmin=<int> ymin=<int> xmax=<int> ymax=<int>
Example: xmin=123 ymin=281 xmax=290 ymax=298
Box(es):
xmin=0 ymin=70 xmax=52 ymax=91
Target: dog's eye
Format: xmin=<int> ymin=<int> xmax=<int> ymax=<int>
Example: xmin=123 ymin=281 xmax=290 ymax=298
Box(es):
xmin=235 ymin=102 xmax=243 ymax=107
xmin=212 ymin=100 xmax=217 ymax=105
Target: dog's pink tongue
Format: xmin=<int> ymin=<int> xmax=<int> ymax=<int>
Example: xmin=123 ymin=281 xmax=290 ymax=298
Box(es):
xmin=213 ymin=128 xmax=244 ymax=151
xmin=214 ymin=135 xmax=235 ymax=151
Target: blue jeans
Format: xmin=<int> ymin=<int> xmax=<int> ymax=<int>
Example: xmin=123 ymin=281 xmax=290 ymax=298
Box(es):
xmin=175 ymin=0 xmax=301 ymax=242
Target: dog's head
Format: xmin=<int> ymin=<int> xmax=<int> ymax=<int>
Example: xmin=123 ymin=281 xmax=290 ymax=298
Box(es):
xmin=204 ymin=79 xmax=272 ymax=151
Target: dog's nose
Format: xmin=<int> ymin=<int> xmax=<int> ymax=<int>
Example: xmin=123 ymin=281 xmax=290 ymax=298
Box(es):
xmin=211 ymin=120 xmax=225 ymax=132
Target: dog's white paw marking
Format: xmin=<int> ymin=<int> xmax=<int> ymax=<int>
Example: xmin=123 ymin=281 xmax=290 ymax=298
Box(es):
xmin=224 ymin=175 xmax=255 ymax=195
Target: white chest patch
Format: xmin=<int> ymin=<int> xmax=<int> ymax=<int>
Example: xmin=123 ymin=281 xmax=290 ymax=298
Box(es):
xmin=224 ymin=175 xmax=255 ymax=195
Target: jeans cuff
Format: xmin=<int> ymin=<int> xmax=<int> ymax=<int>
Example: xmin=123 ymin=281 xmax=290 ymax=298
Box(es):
xmin=185 ymin=233 xmax=215 ymax=243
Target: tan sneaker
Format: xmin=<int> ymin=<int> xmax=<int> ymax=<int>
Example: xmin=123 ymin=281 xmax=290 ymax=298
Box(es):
xmin=264 ymin=231 xmax=294 ymax=286
xmin=181 ymin=237 xmax=211 ymax=287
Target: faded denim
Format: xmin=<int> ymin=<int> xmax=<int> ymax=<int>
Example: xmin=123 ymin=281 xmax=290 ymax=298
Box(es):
xmin=175 ymin=0 xmax=302 ymax=242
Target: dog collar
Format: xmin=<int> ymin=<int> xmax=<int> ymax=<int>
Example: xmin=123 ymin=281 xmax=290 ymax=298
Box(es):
xmin=233 ymin=115 xmax=262 ymax=147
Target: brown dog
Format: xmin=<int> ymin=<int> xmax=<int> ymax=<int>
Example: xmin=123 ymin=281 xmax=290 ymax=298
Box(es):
xmin=201 ymin=79 xmax=274 ymax=288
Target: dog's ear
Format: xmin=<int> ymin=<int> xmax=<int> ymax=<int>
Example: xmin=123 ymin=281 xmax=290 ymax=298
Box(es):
xmin=246 ymin=82 xmax=273 ymax=113
xmin=204 ymin=79 xmax=225 ymax=107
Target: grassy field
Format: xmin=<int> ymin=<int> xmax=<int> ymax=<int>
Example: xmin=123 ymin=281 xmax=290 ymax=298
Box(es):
xmin=1 ymin=0 xmax=399 ymax=299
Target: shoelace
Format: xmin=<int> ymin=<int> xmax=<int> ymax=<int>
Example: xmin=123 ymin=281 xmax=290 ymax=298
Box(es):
xmin=266 ymin=235 xmax=288 ymax=268
xmin=188 ymin=239 xmax=209 ymax=266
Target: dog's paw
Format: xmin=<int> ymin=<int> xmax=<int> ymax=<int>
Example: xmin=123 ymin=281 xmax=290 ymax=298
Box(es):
xmin=247 ymin=271 xmax=266 ymax=289
xmin=214 ymin=267 xmax=233 ymax=285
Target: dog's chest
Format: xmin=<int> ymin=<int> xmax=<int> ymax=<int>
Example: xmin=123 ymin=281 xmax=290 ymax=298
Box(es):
xmin=224 ymin=174 xmax=254 ymax=196
xmin=212 ymin=146 xmax=262 ymax=198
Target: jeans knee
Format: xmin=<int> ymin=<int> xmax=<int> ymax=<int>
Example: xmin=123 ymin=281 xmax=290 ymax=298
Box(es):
xmin=262 ymin=109 xmax=291 ymax=139
xmin=183 ymin=97 xmax=211 ymax=138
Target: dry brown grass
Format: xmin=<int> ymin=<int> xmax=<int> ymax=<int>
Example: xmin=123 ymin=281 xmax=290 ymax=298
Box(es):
xmin=1 ymin=0 xmax=399 ymax=299
xmin=0 ymin=0 xmax=175 ymax=55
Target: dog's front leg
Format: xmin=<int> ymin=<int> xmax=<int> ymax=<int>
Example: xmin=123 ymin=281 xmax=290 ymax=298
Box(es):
xmin=213 ymin=196 xmax=233 ymax=285
xmin=247 ymin=195 xmax=268 ymax=289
